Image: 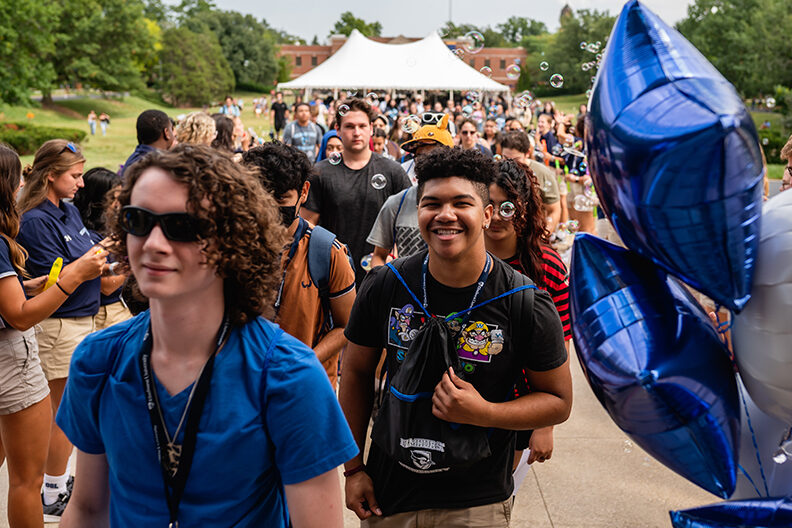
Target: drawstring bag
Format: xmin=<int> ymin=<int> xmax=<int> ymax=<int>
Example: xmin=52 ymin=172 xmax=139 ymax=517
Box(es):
xmin=371 ymin=258 xmax=535 ymax=473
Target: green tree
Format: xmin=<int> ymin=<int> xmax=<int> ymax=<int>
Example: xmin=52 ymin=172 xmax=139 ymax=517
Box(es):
xmin=159 ymin=27 xmax=234 ymax=106
xmin=676 ymin=0 xmax=792 ymax=96
xmin=496 ymin=16 xmax=548 ymax=46
xmin=0 ymin=0 xmax=58 ymax=103
xmin=184 ymin=9 xmax=279 ymax=91
xmin=440 ymin=21 xmax=513 ymax=48
xmin=330 ymin=11 xmax=382 ymax=37
xmin=43 ymin=0 xmax=157 ymax=101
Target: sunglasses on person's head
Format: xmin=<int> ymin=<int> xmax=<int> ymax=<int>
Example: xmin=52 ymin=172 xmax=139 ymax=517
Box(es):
xmin=61 ymin=142 xmax=78 ymax=154
xmin=119 ymin=206 xmax=206 ymax=242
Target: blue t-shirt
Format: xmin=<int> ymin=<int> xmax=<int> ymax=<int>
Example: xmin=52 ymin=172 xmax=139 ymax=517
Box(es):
xmin=18 ymin=200 xmax=100 ymax=318
xmin=0 ymin=236 xmax=25 ymax=329
xmin=56 ymin=312 xmax=358 ymax=527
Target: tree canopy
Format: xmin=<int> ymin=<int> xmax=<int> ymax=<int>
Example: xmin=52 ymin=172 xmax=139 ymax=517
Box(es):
xmin=330 ymin=11 xmax=382 ymax=38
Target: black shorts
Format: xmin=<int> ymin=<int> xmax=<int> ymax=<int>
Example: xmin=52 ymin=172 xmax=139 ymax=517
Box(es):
xmin=274 ymin=121 xmax=285 ymax=132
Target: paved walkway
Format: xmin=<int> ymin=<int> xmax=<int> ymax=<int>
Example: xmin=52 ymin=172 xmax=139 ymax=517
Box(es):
xmin=0 ymin=347 xmax=717 ymax=527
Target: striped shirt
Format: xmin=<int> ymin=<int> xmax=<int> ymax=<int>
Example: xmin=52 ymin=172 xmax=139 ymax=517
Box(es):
xmin=505 ymin=245 xmax=571 ymax=341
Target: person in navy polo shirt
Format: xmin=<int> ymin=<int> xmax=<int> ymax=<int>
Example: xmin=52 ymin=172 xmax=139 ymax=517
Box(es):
xmin=17 ymin=139 xmax=103 ymax=521
xmin=119 ymin=110 xmax=175 ymax=179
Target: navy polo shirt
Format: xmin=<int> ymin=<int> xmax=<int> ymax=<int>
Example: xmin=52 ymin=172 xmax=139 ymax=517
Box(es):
xmin=18 ymin=200 xmax=100 ymax=318
xmin=119 ymin=144 xmax=156 ymax=179
xmin=0 ymin=236 xmax=25 ymax=329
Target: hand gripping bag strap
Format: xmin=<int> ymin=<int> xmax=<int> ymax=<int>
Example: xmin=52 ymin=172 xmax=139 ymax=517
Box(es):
xmin=307 ymin=225 xmax=354 ymax=333
xmin=376 ymin=261 xmax=537 ymax=472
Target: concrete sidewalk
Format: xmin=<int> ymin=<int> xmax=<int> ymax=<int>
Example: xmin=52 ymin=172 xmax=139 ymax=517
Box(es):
xmin=0 ymin=347 xmax=717 ymax=528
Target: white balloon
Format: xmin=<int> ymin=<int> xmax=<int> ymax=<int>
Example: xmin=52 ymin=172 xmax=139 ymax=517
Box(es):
xmin=733 ymin=189 xmax=792 ymax=424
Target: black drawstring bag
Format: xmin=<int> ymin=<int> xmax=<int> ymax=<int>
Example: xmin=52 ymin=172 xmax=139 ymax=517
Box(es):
xmin=371 ymin=260 xmax=536 ymax=474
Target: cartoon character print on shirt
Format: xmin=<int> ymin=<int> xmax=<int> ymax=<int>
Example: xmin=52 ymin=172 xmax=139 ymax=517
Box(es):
xmin=388 ymin=304 xmax=428 ymax=361
xmin=450 ymin=315 xmax=504 ymax=375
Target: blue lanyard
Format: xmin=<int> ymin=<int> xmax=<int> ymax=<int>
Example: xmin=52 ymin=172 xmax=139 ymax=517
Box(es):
xmin=420 ymin=253 xmax=491 ymax=322
xmin=274 ymin=217 xmax=309 ymax=315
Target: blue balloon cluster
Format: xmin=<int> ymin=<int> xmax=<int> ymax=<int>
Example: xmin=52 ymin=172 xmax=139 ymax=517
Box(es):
xmin=670 ymin=496 xmax=792 ymax=527
xmin=586 ymin=0 xmax=764 ymax=313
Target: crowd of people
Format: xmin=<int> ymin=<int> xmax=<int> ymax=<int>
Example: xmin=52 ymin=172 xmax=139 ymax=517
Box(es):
xmin=0 ymin=89 xmax=788 ymax=528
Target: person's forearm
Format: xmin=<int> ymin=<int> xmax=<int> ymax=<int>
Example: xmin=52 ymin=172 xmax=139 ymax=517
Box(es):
xmin=338 ymin=367 xmax=375 ymax=468
xmin=100 ymin=274 xmax=125 ymax=296
xmin=313 ymin=328 xmax=346 ymax=364
xmin=370 ymin=246 xmax=390 ymax=269
xmin=475 ymin=392 xmax=571 ymax=430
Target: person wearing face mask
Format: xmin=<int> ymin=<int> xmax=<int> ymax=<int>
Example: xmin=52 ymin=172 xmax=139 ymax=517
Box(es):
xmin=242 ymin=142 xmax=355 ymax=389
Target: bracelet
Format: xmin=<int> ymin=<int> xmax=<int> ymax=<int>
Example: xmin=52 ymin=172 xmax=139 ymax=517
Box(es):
xmin=55 ymin=281 xmax=73 ymax=296
xmin=343 ymin=464 xmax=366 ymax=477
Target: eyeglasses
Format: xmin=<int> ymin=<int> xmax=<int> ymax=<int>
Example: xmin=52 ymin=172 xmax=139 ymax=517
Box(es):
xmin=119 ymin=206 xmax=206 ymax=242
xmin=421 ymin=112 xmax=445 ymax=125
xmin=61 ymin=142 xmax=78 ymax=154
xmin=460 ymin=130 xmax=476 ymax=136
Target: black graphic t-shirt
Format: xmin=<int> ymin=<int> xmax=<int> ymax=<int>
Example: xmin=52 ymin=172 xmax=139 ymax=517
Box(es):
xmin=345 ymin=251 xmax=567 ymax=515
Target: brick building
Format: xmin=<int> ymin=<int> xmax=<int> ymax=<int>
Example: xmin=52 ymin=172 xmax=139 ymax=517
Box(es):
xmin=278 ymin=34 xmax=527 ymax=90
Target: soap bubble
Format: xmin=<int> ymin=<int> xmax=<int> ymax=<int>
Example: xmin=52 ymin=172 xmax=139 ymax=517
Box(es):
xmin=766 ymin=97 xmax=776 ymax=108
xmin=552 ymin=144 xmax=563 ymax=156
xmin=328 ymin=152 xmax=342 ymax=166
xmin=493 ymin=154 xmax=502 ymax=161
xmin=550 ymin=74 xmax=564 ymax=89
xmin=462 ymin=105 xmax=473 ymax=117
xmin=479 ymin=66 xmax=493 ymax=78
xmin=623 ymin=439 xmax=633 ymax=453
xmin=371 ymin=173 xmax=387 ymax=190
xmin=402 ymin=114 xmax=421 ymax=134
xmin=582 ymin=63 xmax=590 ymax=72
xmin=586 ymin=89 xmax=593 ymax=98
xmin=566 ymin=220 xmax=580 ymax=233
xmin=574 ymin=194 xmax=594 ymax=212
xmin=338 ymin=104 xmax=350 ymax=116
xmin=365 ymin=92 xmax=379 ymax=105
xmin=346 ymin=91 xmax=357 ymax=98
xmin=463 ymin=31 xmax=485 ymax=53
xmin=539 ymin=61 xmax=549 ymax=71
xmin=584 ymin=182 xmax=598 ymax=201
xmin=499 ymin=201 xmax=516 ymax=219
xmin=578 ymin=161 xmax=588 ymax=173
xmin=466 ymin=90 xmax=480 ymax=102
xmin=580 ymin=41 xmax=587 ymax=49
xmin=454 ymin=48 xmax=465 ymax=59
xmin=505 ymin=64 xmax=521 ymax=80
xmin=587 ymin=43 xmax=598 ymax=53
xmin=762 ymin=137 xmax=769 ymax=145
xmin=360 ymin=253 xmax=373 ymax=272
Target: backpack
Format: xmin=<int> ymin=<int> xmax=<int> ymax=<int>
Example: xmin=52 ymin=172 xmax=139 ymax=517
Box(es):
xmin=307 ymin=225 xmax=355 ymax=334
xmin=371 ymin=258 xmax=536 ymax=473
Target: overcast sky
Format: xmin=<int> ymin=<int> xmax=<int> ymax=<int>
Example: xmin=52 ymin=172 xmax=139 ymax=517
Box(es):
xmin=203 ymin=1 xmax=693 ymax=42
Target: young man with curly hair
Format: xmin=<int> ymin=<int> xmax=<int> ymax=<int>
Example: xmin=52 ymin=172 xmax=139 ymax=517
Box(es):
xmin=55 ymin=145 xmax=357 ymax=528
xmin=339 ymin=148 xmax=572 ymax=527
xmin=242 ymin=142 xmax=356 ymax=388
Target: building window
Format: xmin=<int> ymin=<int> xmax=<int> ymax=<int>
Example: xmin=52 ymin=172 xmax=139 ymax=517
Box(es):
xmin=311 ymin=56 xmax=317 ymax=66
xmin=484 ymin=59 xmax=490 ymax=68
xmin=296 ymin=56 xmax=302 ymax=66
xmin=500 ymin=59 xmax=506 ymax=70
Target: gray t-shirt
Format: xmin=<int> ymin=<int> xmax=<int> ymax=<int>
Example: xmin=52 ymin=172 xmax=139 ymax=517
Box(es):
xmin=366 ymin=186 xmax=426 ymax=259
xmin=283 ymin=121 xmax=322 ymax=162
xmin=528 ymin=159 xmax=560 ymax=205
xmin=305 ymin=153 xmax=410 ymax=284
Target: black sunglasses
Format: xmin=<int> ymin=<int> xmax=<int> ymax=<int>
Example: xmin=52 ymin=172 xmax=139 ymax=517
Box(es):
xmin=119 ymin=206 xmax=205 ymax=242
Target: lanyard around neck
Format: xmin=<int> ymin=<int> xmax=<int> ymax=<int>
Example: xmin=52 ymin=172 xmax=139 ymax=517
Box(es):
xmin=274 ymin=217 xmax=309 ymax=315
xmin=421 ymin=253 xmax=492 ymax=322
xmin=138 ymin=314 xmax=230 ymax=527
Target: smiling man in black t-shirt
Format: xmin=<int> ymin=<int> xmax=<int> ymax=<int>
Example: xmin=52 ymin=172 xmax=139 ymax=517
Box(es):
xmin=339 ymin=148 xmax=572 ymax=527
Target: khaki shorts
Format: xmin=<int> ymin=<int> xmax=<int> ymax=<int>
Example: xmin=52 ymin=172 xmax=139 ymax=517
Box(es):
xmin=361 ymin=499 xmax=512 ymax=528
xmin=94 ymin=301 xmax=132 ymax=331
xmin=0 ymin=327 xmax=50 ymax=415
xmin=36 ymin=316 xmax=95 ymax=381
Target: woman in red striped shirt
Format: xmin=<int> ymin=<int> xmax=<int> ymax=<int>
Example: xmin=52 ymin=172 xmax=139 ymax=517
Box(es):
xmin=484 ymin=158 xmax=572 ymax=472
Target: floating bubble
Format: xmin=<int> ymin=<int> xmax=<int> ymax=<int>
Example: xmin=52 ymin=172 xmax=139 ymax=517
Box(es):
xmin=346 ymin=91 xmax=357 ymax=98
xmin=550 ymin=74 xmax=564 ymax=89
xmin=623 ymin=439 xmax=634 ymax=454
xmin=402 ymin=114 xmax=421 ymax=134
xmin=596 ymin=53 xmax=602 ymax=60
xmin=499 ymin=201 xmax=516 ymax=219
xmin=574 ymin=194 xmax=595 ymax=212
xmin=462 ymin=105 xmax=473 ymax=117
xmin=566 ymin=220 xmax=580 ymax=233
xmin=542 ymin=178 xmax=553 ymax=192
xmin=539 ymin=61 xmax=549 ymax=71
xmin=582 ymin=63 xmax=590 ymax=72
xmin=586 ymin=89 xmax=593 ymax=98
xmin=514 ymin=58 xmax=521 ymax=65
xmin=463 ymin=31 xmax=485 ymax=54
xmin=365 ymin=92 xmax=379 ymax=105
xmin=711 ymin=5 xmax=719 ymax=13
xmin=454 ymin=48 xmax=465 ymax=59
xmin=505 ymin=64 xmax=521 ymax=80
xmin=552 ymin=144 xmax=563 ymax=156
xmin=766 ymin=97 xmax=776 ymax=108
xmin=578 ymin=161 xmax=588 ymax=173
xmin=479 ymin=66 xmax=493 ymax=78
xmin=328 ymin=152 xmax=342 ymax=166
xmin=596 ymin=41 xmax=602 ymax=47
xmin=493 ymin=154 xmax=503 ymax=161
xmin=466 ymin=90 xmax=480 ymax=102
xmin=338 ymin=104 xmax=350 ymax=116
xmin=584 ymin=182 xmax=598 ymax=200
xmin=762 ymin=137 xmax=769 ymax=145
xmin=360 ymin=253 xmax=373 ymax=272
xmin=580 ymin=41 xmax=587 ymax=49
xmin=587 ymin=43 xmax=598 ymax=53
xmin=591 ymin=76 xmax=596 ymax=83
xmin=371 ymin=173 xmax=387 ymax=190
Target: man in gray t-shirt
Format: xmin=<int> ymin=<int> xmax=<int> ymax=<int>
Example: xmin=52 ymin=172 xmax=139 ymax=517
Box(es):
xmin=283 ymin=102 xmax=322 ymax=162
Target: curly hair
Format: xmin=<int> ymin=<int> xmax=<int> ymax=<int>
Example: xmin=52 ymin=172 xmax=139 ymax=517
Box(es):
xmin=175 ymin=112 xmax=216 ymax=146
xmin=335 ymin=98 xmax=375 ymax=127
xmin=415 ymin=147 xmax=497 ymax=205
xmin=18 ymin=139 xmax=86 ymax=213
xmin=494 ymin=158 xmax=549 ymax=284
xmin=109 ymin=144 xmax=287 ymax=325
xmin=241 ymin=142 xmax=313 ymax=200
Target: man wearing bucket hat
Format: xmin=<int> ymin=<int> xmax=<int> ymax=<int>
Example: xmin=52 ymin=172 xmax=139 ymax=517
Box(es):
xmin=366 ymin=115 xmax=455 ymax=268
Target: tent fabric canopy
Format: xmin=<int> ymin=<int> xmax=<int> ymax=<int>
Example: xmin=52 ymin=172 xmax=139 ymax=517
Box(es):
xmin=278 ymin=30 xmax=510 ymax=92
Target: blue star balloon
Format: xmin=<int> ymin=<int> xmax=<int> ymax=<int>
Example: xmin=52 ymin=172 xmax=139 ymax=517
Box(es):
xmin=571 ymin=234 xmax=739 ymax=498
xmin=670 ymin=496 xmax=792 ymax=527
xmin=585 ymin=0 xmax=764 ymax=312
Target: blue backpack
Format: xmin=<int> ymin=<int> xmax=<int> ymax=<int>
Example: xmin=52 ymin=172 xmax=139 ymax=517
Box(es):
xmin=307 ymin=225 xmax=354 ymax=333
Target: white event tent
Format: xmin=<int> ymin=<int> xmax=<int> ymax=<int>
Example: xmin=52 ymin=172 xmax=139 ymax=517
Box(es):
xmin=278 ymin=29 xmax=510 ymax=95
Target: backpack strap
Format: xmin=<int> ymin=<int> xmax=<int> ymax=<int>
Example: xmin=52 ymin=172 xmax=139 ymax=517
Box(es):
xmin=308 ymin=225 xmax=353 ymax=333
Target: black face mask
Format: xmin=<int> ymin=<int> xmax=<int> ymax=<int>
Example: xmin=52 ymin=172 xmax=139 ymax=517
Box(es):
xmin=279 ymin=205 xmax=297 ymax=228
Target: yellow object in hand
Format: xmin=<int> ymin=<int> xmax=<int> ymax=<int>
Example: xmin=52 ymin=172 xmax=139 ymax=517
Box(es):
xmin=43 ymin=258 xmax=63 ymax=291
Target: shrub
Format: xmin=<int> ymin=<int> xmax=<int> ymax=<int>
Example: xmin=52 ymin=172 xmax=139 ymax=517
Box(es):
xmin=758 ymin=127 xmax=786 ymax=163
xmin=0 ymin=123 xmax=86 ymax=155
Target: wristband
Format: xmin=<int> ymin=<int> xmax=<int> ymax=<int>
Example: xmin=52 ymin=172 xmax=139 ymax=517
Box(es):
xmin=55 ymin=281 xmax=73 ymax=296
xmin=343 ymin=464 xmax=366 ymax=477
